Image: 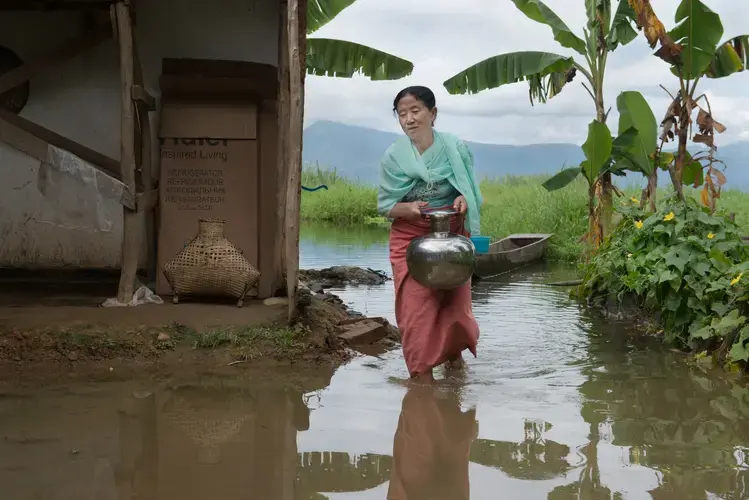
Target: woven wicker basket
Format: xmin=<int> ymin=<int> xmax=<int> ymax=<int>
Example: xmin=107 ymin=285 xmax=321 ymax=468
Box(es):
xmin=162 ymin=218 xmax=260 ymax=307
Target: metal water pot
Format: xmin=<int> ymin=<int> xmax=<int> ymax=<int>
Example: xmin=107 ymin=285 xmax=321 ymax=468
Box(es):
xmin=406 ymin=209 xmax=476 ymax=290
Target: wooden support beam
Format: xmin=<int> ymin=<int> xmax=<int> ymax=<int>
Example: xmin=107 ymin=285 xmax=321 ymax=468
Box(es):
xmin=276 ymin=0 xmax=290 ymax=295
xmin=0 ymin=108 xmax=142 ymax=188
xmin=0 ymin=23 xmax=111 ymax=96
xmin=135 ymin=189 xmax=157 ymax=213
xmin=114 ymin=0 xmax=139 ymax=304
xmin=133 ymin=42 xmax=157 ymax=279
xmin=131 ymin=84 xmax=155 ymax=111
xmin=0 ymin=110 xmax=135 ymax=208
xmin=0 ymin=0 xmax=113 ymax=10
xmin=285 ymin=0 xmax=303 ymax=323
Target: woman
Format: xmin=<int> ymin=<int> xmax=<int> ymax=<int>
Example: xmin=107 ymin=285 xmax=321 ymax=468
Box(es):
xmin=387 ymin=385 xmax=478 ymax=499
xmin=378 ymin=86 xmax=482 ymax=383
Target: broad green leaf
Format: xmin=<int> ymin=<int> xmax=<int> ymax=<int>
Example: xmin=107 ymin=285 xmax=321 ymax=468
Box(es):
xmin=511 ymin=0 xmax=587 ymax=55
xmin=687 ymin=294 xmax=706 ymax=311
xmin=612 ymin=126 xmax=638 ymax=151
xmin=608 ymin=127 xmax=638 ymax=174
xmin=306 ymin=39 xmax=413 ymax=81
xmin=307 ymin=0 xmax=356 ymax=34
xmin=711 ymin=302 xmax=730 ymax=316
xmin=709 ymin=247 xmax=732 ymax=271
xmin=690 ymin=324 xmax=714 ymax=340
xmin=579 ymin=160 xmax=593 ymax=187
xmin=665 ymin=291 xmax=683 ymax=312
xmin=616 ymin=91 xmax=658 ymax=175
xmin=607 ymin=0 xmax=638 ymax=50
xmin=729 ymin=340 xmax=749 ymax=362
xmin=659 ymin=269 xmax=678 ymax=283
xmin=729 ymin=326 xmax=749 ymax=362
xmin=705 ymin=35 xmax=749 ymax=79
xmin=668 ymin=0 xmax=724 ymax=80
xmin=714 ymin=309 xmax=745 ymax=335
xmin=682 ymin=159 xmax=704 ymax=186
xmin=581 ymin=120 xmax=613 ymax=183
xmin=657 ymin=151 xmax=675 ymax=171
xmin=665 ymin=247 xmax=689 ymax=272
xmin=688 ymin=259 xmax=709 ymax=276
xmin=443 ymin=52 xmax=576 ymax=102
xmin=542 ymin=167 xmax=581 ymax=191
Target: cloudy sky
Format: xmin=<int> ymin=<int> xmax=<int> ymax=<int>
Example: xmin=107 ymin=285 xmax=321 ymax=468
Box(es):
xmin=304 ymin=0 xmax=749 ymax=146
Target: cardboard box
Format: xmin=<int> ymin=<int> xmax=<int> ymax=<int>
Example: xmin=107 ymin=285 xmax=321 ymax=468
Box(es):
xmin=156 ymin=100 xmax=259 ymax=296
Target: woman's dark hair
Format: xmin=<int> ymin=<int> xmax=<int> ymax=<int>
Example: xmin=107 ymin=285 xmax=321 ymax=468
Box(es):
xmin=392 ymin=86 xmax=437 ymax=114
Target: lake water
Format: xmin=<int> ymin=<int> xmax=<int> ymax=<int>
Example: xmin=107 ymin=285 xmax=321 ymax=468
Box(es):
xmin=2 ymin=222 xmax=749 ymax=499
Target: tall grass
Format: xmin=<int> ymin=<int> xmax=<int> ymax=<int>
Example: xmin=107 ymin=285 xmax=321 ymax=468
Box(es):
xmin=299 ymin=165 xmax=749 ymax=261
xmin=301 ymin=162 xmax=346 ymax=187
xmin=300 ymin=165 xmax=379 ymax=224
xmin=479 ymin=175 xmax=588 ymax=260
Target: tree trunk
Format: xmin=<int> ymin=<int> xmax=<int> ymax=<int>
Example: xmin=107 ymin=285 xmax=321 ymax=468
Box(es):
xmin=640 ymin=168 xmax=658 ymax=212
xmin=595 ymin=98 xmax=611 ymax=242
xmin=114 ymin=2 xmax=139 ymax=304
xmin=587 ymin=184 xmax=597 ymax=252
xmin=671 ymin=103 xmax=689 ymax=202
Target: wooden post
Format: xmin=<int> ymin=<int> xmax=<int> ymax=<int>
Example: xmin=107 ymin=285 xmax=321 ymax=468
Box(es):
xmin=117 ymin=391 xmax=158 ymax=500
xmin=114 ymin=0 xmax=139 ymax=303
xmin=133 ymin=43 xmax=156 ymax=281
xmin=276 ymin=0 xmax=290 ymax=286
xmin=285 ymin=0 xmax=303 ymax=323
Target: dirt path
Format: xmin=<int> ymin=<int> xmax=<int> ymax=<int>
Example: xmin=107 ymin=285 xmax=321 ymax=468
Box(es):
xmin=0 ymin=296 xmax=356 ymax=382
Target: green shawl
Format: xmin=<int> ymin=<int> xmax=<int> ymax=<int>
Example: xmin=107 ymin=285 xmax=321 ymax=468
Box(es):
xmin=377 ymin=130 xmax=483 ymax=235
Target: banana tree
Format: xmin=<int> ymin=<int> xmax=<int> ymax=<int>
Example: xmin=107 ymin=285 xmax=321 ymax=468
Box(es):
xmin=628 ymin=0 xmax=748 ymax=211
xmin=443 ymin=0 xmax=648 ymax=246
xmin=305 ymin=0 xmax=414 ymax=80
xmin=542 ymin=91 xmax=657 ymax=246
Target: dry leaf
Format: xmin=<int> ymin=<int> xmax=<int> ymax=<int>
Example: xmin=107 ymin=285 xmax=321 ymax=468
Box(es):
xmin=629 ymin=0 xmax=683 ymax=64
xmin=696 ymin=109 xmax=711 ymax=132
xmin=693 ymin=134 xmax=714 ymax=147
xmin=700 ymin=185 xmax=710 ymax=207
xmin=660 ymin=97 xmax=681 ymax=142
xmin=713 ymin=169 xmax=727 ymax=186
xmin=696 ymin=108 xmax=727 ymax=135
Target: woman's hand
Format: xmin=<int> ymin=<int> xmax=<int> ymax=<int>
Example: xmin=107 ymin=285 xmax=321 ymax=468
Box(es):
xmin=389 ymin=201 xmax=428 ymax=221
xmin=453 ymin=195 xmax=468 ymax=215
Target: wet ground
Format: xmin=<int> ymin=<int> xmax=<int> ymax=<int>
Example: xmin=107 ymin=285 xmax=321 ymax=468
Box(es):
xmin=2 ymin=223 xmax=749 ymax=499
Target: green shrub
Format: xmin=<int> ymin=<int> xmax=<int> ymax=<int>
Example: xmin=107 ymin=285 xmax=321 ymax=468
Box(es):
xmin=580 ymin=197 xmax=749 ymax=363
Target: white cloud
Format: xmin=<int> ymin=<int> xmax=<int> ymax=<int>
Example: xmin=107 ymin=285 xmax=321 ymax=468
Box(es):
xmin=305 ymin=0 xmax=749 ymax=146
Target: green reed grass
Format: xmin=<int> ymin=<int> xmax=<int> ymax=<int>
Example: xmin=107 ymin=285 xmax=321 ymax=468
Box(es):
xmin=300 ymin=165 xmax=379 ymax=224
xmin=299 ymin=165 xmax=749 ymax=261
xmin=478 ymin=175 xmax=588 ymax=261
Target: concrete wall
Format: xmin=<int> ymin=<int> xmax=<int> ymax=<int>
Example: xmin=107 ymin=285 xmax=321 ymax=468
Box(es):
xmin=0 ymin=0 xmax=279 ymax=268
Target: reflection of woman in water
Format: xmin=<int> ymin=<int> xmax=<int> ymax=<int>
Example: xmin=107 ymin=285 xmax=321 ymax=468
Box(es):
xmin=387 ymin=386 xmax=478 ymax=499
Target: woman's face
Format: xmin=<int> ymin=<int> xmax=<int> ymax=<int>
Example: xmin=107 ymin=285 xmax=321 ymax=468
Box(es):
xmin=396 ymin=94 xmax=436 ymax=140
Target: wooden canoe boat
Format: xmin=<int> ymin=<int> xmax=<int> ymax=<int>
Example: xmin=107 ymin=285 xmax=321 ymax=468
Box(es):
xmin=472 ymin=234 xmax=553 ymax=280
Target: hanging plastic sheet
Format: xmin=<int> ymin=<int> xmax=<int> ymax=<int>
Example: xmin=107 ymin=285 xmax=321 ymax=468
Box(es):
xmin=35 ymin=144 xmax=127 ymax=233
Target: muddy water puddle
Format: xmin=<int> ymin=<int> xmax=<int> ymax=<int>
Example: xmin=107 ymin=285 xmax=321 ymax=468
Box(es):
xmin=2 ymin=226 xmax=749 ymax=498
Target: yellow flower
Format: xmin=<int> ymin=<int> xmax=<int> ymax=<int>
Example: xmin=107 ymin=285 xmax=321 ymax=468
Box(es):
xmin=663 ymin=212 xmax=675 ymax=222
xmin=634 ymin=220 xmax=643 ymax=229
xmin=630 ymin=196 xmax=640 ymax=204
xmin=731 ymin=273 xmax=743 ymax=286
xmin=627 ymin=253 xmax=633 ymax=259
xmin=707 ymin=233 xmax=715 ymax=240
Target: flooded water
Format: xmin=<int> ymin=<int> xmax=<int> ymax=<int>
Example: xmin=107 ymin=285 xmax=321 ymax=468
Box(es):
xmin=3 ymin=223 xmax=749 ymax=499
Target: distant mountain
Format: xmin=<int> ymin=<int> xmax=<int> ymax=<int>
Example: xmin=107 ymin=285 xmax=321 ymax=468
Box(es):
xmin=302 ymin=120 xmax=749 ymax=189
